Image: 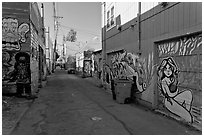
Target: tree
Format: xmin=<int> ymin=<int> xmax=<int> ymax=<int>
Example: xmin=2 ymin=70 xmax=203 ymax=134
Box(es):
xmin=66 ymin=29 xmax=77 ymax=42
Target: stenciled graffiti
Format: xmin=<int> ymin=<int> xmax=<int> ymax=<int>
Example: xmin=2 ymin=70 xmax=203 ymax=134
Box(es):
xmin=158 ymin=57 xmax=193 ymax=123
xmin=158 ymin=34 xmax=202 ymax=57
xmin=2 ymin=18 xmax=29 ymax=51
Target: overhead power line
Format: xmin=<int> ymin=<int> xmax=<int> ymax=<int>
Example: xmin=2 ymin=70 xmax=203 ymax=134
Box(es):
xmin=60 ymin=24 xmax=100 ymax=37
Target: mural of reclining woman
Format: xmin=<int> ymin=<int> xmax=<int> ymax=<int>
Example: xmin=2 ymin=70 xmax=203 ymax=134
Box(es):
xmin=158 ymin=57 xmax=193 ymax=123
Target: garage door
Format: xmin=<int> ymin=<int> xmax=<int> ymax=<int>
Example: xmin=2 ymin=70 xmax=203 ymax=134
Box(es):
xmin=156 ymin=34 xmax=202 ymax=126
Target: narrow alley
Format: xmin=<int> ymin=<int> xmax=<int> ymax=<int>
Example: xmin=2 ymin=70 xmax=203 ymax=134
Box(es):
xmin=10 ymin=69 xmax=200 ymax=135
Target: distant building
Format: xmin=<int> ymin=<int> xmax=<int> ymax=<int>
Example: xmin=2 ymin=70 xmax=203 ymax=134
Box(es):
xmin=102 ymin=2 xmax=202 ymax=128
xmin=75 ymin=50 xmax=94 ymax=77
xmin=75 ymin=52 xmax=84 ymax=73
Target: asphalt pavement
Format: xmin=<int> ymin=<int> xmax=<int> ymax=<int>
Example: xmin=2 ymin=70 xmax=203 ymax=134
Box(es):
xmin=8 ymin=69 xmax=201 ymax=135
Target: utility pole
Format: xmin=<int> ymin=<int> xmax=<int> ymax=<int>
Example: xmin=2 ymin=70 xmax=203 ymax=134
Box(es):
xmin=63 ymin=35 xmax=65 ymax=58
xmin=52 ymin=2 xmax=63 ymax=72
xmin=102 ymin=2 xmax=106 ymax=85
xmin=63 ymin=35 xmax=66 ymax=68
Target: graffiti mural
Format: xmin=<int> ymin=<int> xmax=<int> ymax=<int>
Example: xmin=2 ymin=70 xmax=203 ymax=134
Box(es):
xmin=5 ymin=52 xmax=31 ymax=96
xmin=158 ymin=34 xmax=202 ymax=57
xmin=2 ymin=51 xmax=17 ymax=78
xmin=2 ymin=18 xmax=29 ymax=51
xmin=157 ymin=34 xmax=202 ymax=125
xmin=105 ymin=50 xmax=156 ymax=93
xmin=158 ymin=57 xmax=193 ymax=123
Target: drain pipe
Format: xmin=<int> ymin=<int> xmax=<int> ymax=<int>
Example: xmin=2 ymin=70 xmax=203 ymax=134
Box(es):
xmin=137 ymin=2 xmax=141 ymax=54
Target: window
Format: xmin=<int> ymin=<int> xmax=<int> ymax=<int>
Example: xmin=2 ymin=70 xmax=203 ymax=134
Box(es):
xmin=111 ymin=6 xmax=114 ymax=25
xmin=107 ymin=11 xmax=110 ymax=28
xmin=106 ymin=5 xmax=115 ymax=30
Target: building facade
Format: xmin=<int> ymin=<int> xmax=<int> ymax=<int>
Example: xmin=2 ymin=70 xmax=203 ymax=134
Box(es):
xmin=101 ymin=2 xmax=202 ymax=129
xmin=2 ymin=2 xmax=46 ymax=94
xmin=75 ymin=52 xmax=84 ymax=73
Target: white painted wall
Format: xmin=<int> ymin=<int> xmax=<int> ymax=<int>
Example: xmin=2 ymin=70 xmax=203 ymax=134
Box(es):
xmin=75 ymin=52 xmax=84 ymax=68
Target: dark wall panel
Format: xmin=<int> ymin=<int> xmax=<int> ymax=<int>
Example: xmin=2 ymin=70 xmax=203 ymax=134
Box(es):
xmin=177 ymin=3 xmax=184 ymax=32
xmin=148 ymin=18 xmax=154 ymax=39
xmin=174 ymin=3 xmax=180 ymax=32
xmin=196 ymin=2 xmax=202 ymax=25
xmin=160 ymin=10 xmax=165 ymax=35
xmin=164 ymin=9 xmax=169 ymax=34
xmin=154 ymin=12 xmax=160 ymax=36
xmin=168 ymin=5 xmax=174 ymax=34
xmin=189 ymin=3 xmax=197 ymax=27
xmin=183 ymin=2 xmax=190 ymax=29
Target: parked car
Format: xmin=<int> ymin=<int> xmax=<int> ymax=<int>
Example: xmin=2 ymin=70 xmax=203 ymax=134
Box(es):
xmin=67 ymin=68 xmax=76 ymax=74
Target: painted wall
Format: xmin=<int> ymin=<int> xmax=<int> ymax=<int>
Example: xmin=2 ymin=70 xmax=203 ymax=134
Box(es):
xmin=157 ymin=34 xmax=202 ymax=126
xmin=2 ymin=2 xmax=31 ymax=94
xmin=2 ymin=2 xmax=46 ymax=94
xmin=101 ymin=2 xmax=202 ymax=126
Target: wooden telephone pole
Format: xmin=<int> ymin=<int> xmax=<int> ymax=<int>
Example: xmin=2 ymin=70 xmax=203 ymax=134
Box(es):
xmin=52 ymin=2 xmax=63 ymax=72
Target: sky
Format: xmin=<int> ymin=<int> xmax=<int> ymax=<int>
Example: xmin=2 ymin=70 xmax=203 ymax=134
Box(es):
xmin=42 ymin=2 xmax=102 ymax=55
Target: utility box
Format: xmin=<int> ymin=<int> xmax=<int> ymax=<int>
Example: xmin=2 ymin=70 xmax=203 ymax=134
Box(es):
xmin=115 ymin=79 xmax=133 ymax=104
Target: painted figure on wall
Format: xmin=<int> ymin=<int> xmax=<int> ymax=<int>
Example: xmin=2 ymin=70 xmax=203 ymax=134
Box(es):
xmin=5 ymin=52 xmax=36 ymax=99
xmin=158 ymin=57 xmax=193 ymax=123
xmin=2 ymin=18 xmax=29 ymax=51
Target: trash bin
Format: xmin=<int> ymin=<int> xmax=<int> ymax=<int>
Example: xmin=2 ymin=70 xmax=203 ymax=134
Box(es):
xmin=114 ymin=79 xmax=133 ymax=104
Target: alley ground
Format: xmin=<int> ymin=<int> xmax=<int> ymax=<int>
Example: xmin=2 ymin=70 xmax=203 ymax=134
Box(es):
xmin=10 ymin=69 xmax=201 ymax=135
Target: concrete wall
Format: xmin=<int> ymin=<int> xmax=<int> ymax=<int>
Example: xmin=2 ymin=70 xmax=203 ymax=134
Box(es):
xmin=102 ymin=2 xmax=202 ymax=127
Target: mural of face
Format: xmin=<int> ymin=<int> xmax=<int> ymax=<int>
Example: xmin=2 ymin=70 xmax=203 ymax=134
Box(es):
xmin=164 ymin=64 xmax=172 ymax=77
xmin=2 ymin=18 xmax=29 ymax=51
